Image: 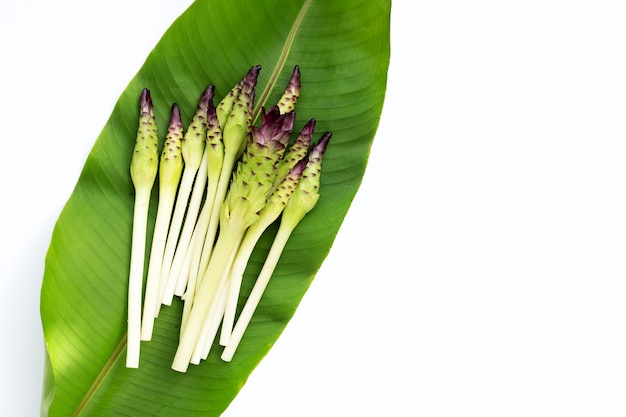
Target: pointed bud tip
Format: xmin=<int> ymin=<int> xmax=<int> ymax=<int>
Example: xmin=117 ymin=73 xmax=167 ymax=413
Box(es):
xmin=312 ymin=132 xmax=332 ymax=158
xmin=204 ymin=84 xmax=215 ymax=97
xmin=198 ymin=85 xmax=215 ymax=112
xmin=140 ymin=88 xmax=153 ymax=113
xmin=170 ymin=103 xmax=181 ymax=125
xmin=290 ymin=65 xmax=301 ymax=85
xmin=245 ymin=65 xmax=262 ymax=85
xmin=301 ymin=118 xmax=316 ymax=136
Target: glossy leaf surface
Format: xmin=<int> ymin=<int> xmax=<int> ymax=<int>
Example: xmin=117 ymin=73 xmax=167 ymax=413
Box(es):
xmin=40 ymin=0 xmax=390 ymax=415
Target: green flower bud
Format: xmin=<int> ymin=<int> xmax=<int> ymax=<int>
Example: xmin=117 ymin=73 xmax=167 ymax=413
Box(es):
xmin=130 ymin=88 xmax=159 ymax=190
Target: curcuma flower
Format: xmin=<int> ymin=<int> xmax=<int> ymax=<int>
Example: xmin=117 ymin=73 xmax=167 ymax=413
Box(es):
xmin=272 ymin=117 xmax=316 ymax=189
xmin=127 ymin=88 xmax=159 ymax=368
xmin=283 ymin=131 xmax=332 ymax=222
xmin=140 ymin=103 xmax=184 ymax=341
xmin=222 ymin=106 xmax=296 ymax=228
xmin=222 ymin=65 xmax=261 ymax=158
xmin=251 ymin=105 xmax=295 ymax=147
xmin=276 ymin=65 xmax=301 ymax=114
xmin=194 ymin=66 xmax=262 ymax=288
xmin=129 ymin=89 xmax=159 ymax=188
xmin=219 ymin=157 xmax=308 ymax=346
xmin=220 ymin=131 xmax=332 ymax=362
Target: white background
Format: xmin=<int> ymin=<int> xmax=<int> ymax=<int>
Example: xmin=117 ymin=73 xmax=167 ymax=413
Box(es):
xmin=2 ymin=1 xmax=626 ymax=416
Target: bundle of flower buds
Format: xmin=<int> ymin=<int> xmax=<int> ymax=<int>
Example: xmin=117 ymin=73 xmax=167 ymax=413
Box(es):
xmin=126 ymin=65 xmax=331 ymax=372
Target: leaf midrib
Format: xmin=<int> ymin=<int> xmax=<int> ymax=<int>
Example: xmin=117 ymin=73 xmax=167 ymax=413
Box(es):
xmin=73 ymin=336 xmax=127 ymax=416
xmin=253 ymin=0 xmax=313 ymax=122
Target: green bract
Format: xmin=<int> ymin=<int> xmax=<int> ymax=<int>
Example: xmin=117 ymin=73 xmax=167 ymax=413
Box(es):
xmin=129 ymin=89 xmax=158 ymax=189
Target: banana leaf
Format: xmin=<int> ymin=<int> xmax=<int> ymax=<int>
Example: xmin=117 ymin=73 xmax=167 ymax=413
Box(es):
xmin=40 ymin=0 xmax=390 ymax=415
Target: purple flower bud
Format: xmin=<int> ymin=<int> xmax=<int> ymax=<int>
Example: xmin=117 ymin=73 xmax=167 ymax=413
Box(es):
xmin=251 ymin=106 xmax=295 ymax=147
xmin=309 ymin=132 xmax=332 ymax=162
xmin=140 ymin=88 xmax=153 ymax=117
xmin=198 ymin=85 xmax=215 ymax=115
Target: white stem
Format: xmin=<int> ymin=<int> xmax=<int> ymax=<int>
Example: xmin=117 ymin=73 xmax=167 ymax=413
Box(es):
xmin=178 ymin=211 xmax=213 ymax=334
xmin=219 ymin=268 xmax=242 ymax=347
xmin=175 ymin=151 xmax=221 ymax=301
xmin=196 ymin=154 xmax=237 ymax=286
xmin=174 ymin=182 xmax=211 ymax=297
xmin=171 ymin=224 xmax=242 ymax=372
xmin=140 ymin=190 xmax=176 ymax=341
xmin=188 ymin=234 xmax=240 ymax=361
xmin=155 ymin=165 xmax=197 ymax=313
xmin=219 ymin=225 xmax=265 ymax=346
xmin=162 ymin=151 xmax=208 ymax=305
xmin=178 ymin=219 xmax=208 ymax=334
xmin=221 ymin=223 xmax=296 ymax=362
xmin=179 ymin=263 xmax=196 ymax=336
xmin=174 ymin=239 xmax=195 ymax=298
xmin=190 ymin=274 xmax=228 ymax=365
xmin=126 ymin=187 xmax=151 ymax=368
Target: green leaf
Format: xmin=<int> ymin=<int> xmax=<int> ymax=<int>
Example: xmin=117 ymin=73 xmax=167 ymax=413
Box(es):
xmin=39 ymin=0 xmax=390 ymax=415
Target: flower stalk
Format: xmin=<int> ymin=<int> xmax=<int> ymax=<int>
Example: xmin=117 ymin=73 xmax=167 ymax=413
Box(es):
xmin=155 ymin=86 xmax=212 ymax=313
xmin=178 ymin=99 xmax=224 ymax=330
xmin=219 ymin=158 xmax=308 ymax=346
xmin=196 ymin=66 xmax=261 ymax=286
xmin=221 ymin=131 xmax=331 ymax=362
xmin=140 ymin=103 xmax=184 ymax=341
xmin=161 ymin=87 xmax=217 ymax=307
xmin=172 ymin=103 xmax=295 ymax=373
xmin=277 ymin=65 xmax=301 ymax=114
xmin=127 ymin=88 xmax=159 ymax=368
